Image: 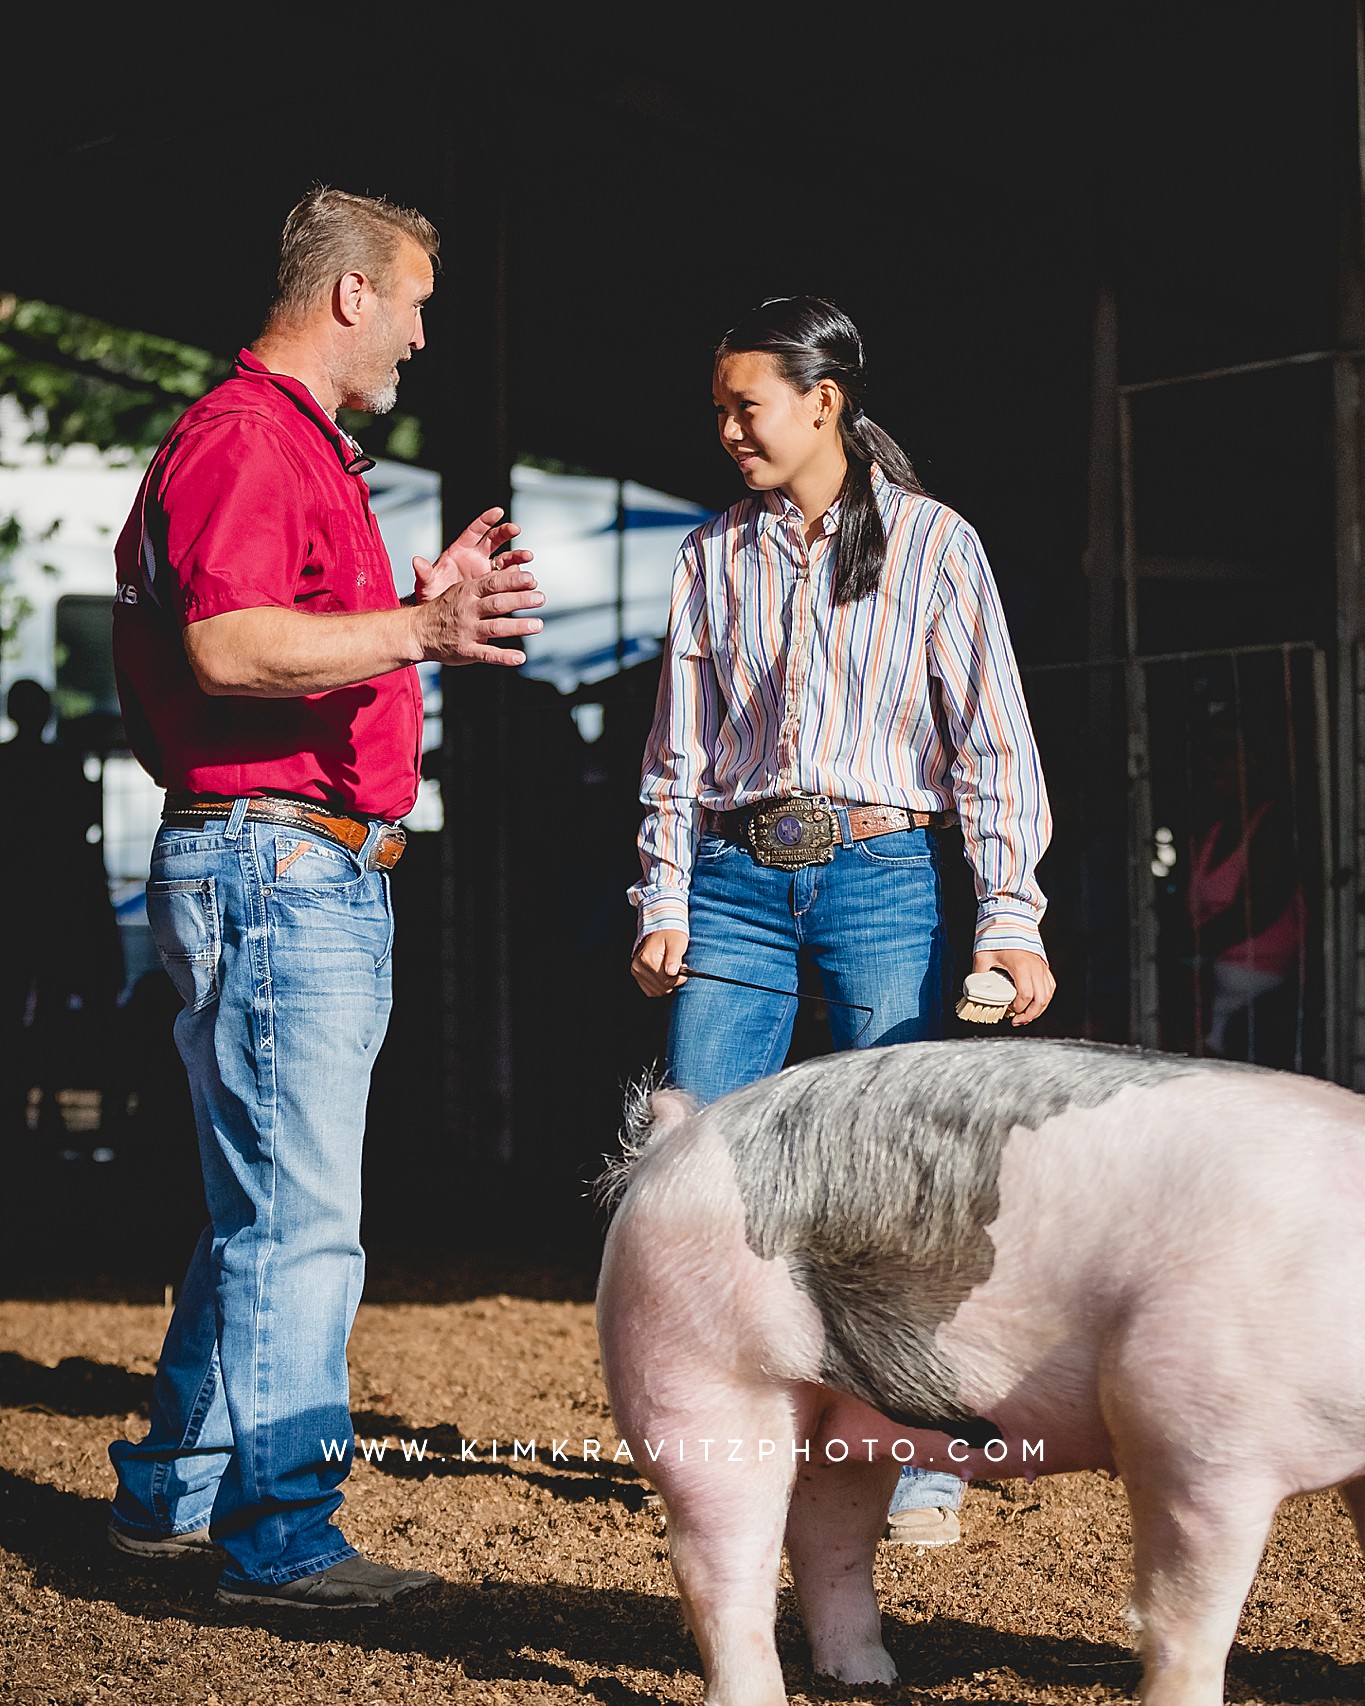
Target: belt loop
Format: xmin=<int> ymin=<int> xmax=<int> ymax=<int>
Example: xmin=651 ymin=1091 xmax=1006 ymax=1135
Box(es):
xmin=225 ymin=797 xmax=249 ymax=841
xmin=834 ymin=805 xmax=854 ymax=850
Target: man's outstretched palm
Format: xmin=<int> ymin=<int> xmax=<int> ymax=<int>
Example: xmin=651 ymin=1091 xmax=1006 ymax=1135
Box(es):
xmin=412 ymin=505 xmax=534 ymax=602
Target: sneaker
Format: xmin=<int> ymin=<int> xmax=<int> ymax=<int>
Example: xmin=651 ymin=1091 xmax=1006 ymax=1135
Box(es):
xmin=214 ymin=1554 xmax=442 ymax=1610
xmin=107 ymin=1520 xmax=224 ymax=1560
xmin=884 ymin=1506 xmax=961 ymax=1547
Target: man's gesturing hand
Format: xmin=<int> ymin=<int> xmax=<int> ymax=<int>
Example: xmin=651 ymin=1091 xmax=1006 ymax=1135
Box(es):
xmin=412 ymin=506 xmax=532 ymax=602
xmin=412 ymin=562 xmax=545 ymax=667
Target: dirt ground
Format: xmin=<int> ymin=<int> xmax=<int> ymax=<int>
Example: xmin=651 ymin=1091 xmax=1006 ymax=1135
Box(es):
xmin=2 ymin=1268 xmax=1363 ymax=1706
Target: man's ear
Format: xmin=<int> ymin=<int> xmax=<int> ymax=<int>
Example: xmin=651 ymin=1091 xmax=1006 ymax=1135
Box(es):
xmin=335 ymin=269 xmax=374 ymax=328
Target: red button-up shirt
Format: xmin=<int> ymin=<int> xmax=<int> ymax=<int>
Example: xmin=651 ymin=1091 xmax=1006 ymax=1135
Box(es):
xmin=113 ymin=349 xmax=423 ymax=821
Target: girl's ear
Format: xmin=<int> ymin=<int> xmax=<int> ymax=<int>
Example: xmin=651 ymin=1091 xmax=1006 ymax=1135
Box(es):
xmin=813 ymin=377 xmax=842 ymax=427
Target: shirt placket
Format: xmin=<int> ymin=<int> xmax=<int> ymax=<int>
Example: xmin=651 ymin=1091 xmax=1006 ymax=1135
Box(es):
xmin=776 ymin=516 xmax=819 ymax=791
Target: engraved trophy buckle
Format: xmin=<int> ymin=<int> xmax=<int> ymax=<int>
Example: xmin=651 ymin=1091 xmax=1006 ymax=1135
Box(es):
xmin=746 ymin=794 xmax=837 ymax=869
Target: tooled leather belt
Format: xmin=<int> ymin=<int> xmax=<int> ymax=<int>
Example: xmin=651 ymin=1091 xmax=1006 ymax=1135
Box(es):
xmin=161 ymin=791 xmax=407 ymax=871
xmin=703 ymin=796 xmax=957 ymax=871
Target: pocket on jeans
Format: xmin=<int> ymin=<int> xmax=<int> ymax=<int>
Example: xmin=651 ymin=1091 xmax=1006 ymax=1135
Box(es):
xmin=854 ymin=829 xmax=934 ymax=866
xmin=695 ymin=830 xmax=742 ymax=862
xmin=146 ymin=878 xmax=221 ymax=1012
xmin=273 ymin=835 xmax=365 ymax=887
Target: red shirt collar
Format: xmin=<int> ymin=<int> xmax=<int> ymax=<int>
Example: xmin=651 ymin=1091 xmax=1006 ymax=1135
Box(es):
xmin=233 ymin=348 xmax=373 ymax=474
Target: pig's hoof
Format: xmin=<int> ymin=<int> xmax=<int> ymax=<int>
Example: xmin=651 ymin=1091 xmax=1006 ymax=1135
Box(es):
xmin=815 ymin=1648 xmax=898 ymax=1686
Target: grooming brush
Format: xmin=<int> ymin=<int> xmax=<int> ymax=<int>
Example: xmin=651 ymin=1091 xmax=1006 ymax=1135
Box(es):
xmin=956 ymin=968 xmax=1017 ymax=1024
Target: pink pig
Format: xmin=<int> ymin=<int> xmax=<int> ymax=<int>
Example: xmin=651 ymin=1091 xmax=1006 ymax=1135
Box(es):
xmin=595 ymin=1037 xmax=1365 ymax=1706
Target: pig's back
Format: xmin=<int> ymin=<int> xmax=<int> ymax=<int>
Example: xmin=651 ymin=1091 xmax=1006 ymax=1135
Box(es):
xmin=681 ymin=1040 xmax=1365 ymax=1436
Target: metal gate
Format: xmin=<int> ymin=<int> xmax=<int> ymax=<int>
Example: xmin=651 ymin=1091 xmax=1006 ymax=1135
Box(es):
xmin=1021 ymin=642 xmax=1331 ymax=1075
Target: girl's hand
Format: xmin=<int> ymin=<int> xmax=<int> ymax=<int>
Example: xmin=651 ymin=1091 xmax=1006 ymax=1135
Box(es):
xmin=632 ymin=930 xmax=690 ymax=997
xmin=970 ymin=948 xmax=1055 ymax=1026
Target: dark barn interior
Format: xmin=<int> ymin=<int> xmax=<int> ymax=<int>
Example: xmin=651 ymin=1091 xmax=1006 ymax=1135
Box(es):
xmin=3 ymin=3 xmax=1363 ymax=1291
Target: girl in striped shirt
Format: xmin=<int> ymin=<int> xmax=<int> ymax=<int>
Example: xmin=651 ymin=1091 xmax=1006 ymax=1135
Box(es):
xmin=628 ymin=295 xmax=1056 ymax=1543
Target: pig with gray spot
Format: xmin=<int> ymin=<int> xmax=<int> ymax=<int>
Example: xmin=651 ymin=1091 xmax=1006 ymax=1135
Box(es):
xmin=595 ymin=1036 xmax=1365 ymax=1706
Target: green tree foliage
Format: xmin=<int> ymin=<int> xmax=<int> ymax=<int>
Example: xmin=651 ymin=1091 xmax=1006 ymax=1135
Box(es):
xmin=0 ymin=293 xmax=228 ymax=458
xmin=0 ymin=293 xmax=229 ymax=655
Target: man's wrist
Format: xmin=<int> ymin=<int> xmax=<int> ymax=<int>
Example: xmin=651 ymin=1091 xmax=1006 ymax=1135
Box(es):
xmin=398 ymin=602 xmax=430 ymax=665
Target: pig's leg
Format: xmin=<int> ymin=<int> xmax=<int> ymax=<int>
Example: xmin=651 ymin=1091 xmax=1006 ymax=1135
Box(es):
xmin=784 ymin=1453 xmax=901 ymax=1685
xmin=650 ymin=1390 xmax=803 ymax=1706
xmin=1338 ymin=1475 xmax=1365 ymax=1553
xmin=1122 ymin=1467 xmax=1277 ymax=1706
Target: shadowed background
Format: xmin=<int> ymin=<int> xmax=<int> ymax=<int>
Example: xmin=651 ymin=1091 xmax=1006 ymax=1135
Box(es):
xmin=1 ymin=3 xmax=1359 ymax=1293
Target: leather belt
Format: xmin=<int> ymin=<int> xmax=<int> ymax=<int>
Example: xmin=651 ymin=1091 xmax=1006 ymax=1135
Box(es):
xmin=161 ymin=792 xmax=407 ymax=871
xmin=704 ymin=797 xmax=956 ymax=870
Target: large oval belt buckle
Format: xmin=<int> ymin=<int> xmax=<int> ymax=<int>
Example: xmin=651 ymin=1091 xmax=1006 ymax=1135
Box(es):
xmin=746 ymin=795 xmax=837 ymax=869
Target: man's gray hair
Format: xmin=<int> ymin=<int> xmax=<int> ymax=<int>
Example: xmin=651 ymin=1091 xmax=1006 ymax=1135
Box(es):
xmin=269 ymin=185 xmax=440 ymax=321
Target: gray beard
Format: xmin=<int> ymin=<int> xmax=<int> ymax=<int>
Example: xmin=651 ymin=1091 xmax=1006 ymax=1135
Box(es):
xmin=352 ymin=377 xmax=399 ymax=415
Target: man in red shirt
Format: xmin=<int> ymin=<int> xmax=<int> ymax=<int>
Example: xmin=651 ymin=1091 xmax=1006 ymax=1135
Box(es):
xmin=106 ymin=187 xmax=544 ymax=1609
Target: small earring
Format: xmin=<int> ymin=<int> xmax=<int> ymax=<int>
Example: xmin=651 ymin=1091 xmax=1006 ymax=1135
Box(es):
xmin=815 ymin=415 xmax=826 ymax=428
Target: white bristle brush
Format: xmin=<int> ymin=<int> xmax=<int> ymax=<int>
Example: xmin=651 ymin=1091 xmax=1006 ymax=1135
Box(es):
xmin=956 ymin=968 xmax=1016 ymax=1024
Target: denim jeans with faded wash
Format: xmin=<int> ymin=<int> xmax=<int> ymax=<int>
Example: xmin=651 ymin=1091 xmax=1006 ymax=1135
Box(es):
xmin=666 ymin=813 xmax=963 ymax=1515
xmin=108 ymin=803 xmax=394 ymax=1586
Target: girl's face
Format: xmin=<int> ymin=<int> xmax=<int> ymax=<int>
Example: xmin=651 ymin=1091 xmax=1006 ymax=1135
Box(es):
xmin=713 ymin=351 xmax=835 ymax=494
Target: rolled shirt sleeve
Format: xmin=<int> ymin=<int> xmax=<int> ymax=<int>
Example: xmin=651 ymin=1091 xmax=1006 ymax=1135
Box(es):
xmin=927 ymin=521 xmax=1052 ymax=956
xmin=628 ymin=536 xmax=719 ymax=944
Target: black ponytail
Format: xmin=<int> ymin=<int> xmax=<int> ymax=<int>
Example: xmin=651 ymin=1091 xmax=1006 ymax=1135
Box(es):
xmin=716 ymin=296 xmax=925 ymax=604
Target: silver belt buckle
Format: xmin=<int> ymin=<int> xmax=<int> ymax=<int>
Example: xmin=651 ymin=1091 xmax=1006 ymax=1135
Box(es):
xmin=365 ymin=824 xmax=407 ymax=871
xmin=746 ymin=795 xmax=837 ymax=869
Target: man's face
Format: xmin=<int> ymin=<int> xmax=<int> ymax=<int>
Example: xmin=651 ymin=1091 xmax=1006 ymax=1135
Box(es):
xmin=342 ymin=239 xmax=434 ymax=414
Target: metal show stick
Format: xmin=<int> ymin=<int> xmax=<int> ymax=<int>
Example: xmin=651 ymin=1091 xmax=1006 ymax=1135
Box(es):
xmin=679 ymin=966 xmax=873 ymax=1016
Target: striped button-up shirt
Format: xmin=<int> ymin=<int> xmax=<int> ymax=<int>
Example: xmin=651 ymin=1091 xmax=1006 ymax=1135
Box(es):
xmin=629 ymin=469 xmax=1052 ymax=954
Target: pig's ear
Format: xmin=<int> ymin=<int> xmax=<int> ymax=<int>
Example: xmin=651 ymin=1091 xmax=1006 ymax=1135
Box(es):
xmin=647 ymin=1088 xmax=698 ymax=1136
xmin=593 ymin=1076 xmax=699 ymax=1213
xmin=620 ymin=1072 xmax=696 ymax=1159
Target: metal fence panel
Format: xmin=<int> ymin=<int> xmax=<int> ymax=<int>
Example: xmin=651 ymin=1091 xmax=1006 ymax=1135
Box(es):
xmin=1022 ymin=643 xmax=1328 ymax=1074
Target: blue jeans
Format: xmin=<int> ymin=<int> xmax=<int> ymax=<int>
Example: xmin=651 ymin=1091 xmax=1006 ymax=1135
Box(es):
xmin=888 ymin=1467 xmax=965 ymax=1512
xmin=666 ymin=817 xmax=962 ymax=1513
xmin=108 ymin=805 xmax=394 ymax=1586
xmin=668 ymin=820 xmax=947 ymax=1102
